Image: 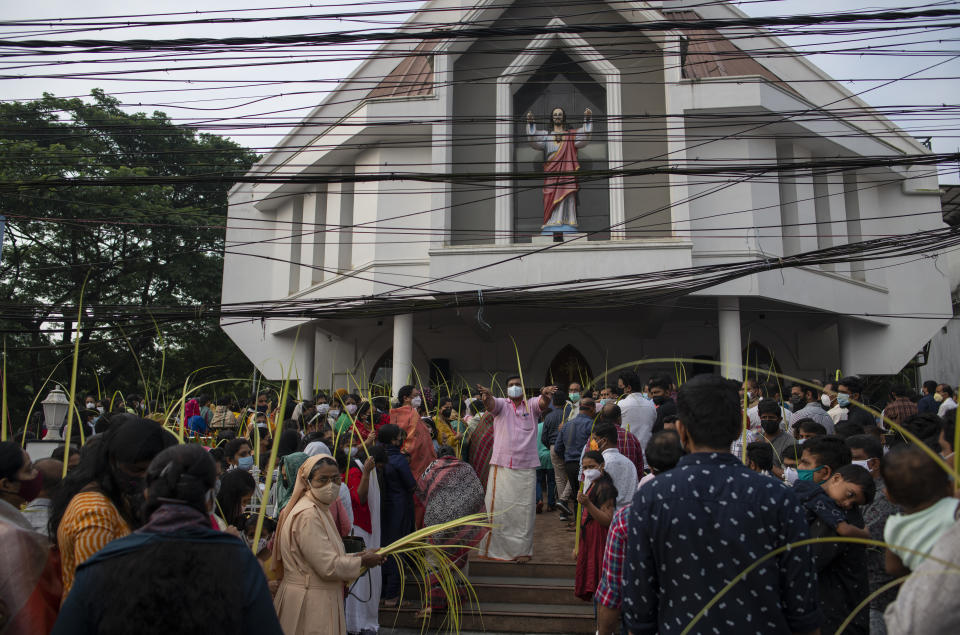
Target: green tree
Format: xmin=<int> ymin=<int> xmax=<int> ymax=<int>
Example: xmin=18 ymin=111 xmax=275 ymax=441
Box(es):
xmin=0 ymin=89 xmax=258 ymax=425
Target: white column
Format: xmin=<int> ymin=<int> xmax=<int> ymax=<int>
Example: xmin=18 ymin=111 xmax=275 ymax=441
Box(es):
xmin=391 ymin=314 xmax=413 ymax=392
xmin=718 ymin=297 xmax=743 ymax=380
xmin=300 ymin=324 xmax=316 ymax=400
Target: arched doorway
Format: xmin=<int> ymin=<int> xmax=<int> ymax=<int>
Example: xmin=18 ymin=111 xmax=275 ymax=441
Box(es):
xmin=545 ymin=345 xmax=593 ymax=388
xmin=369 ymin=348 xmax=392 ymax=393
xmin=743 ymin=341 xmax=780 ymax=384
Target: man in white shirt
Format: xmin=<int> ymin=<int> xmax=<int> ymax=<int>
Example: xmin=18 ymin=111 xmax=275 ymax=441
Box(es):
xmin=592 ymin=421 xmax=638 ymax=509
xmin=937 ymin=384 xmax=957 ymax=418
xmin=22 ymin=458 xmax=62 ymax=534
xmin=616 ymin=371 xmax=657 ymax=451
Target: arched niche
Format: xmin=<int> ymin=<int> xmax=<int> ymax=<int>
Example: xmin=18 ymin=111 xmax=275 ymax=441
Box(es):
xmin=743 ymin=341 xmax=780 ymax=385
xmin=514 ymin=49 xmax=608 ymax=241
xmin=545 ymin=344 xmax=594 ymax=388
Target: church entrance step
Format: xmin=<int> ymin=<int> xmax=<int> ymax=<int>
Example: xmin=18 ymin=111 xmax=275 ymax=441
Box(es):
xmin=378 ymin=601 xmax=595 ymax=634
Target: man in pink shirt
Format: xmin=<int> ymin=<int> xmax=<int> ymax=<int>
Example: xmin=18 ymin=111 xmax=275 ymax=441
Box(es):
xmin=477 ymin=375 xmax=555 ymax=562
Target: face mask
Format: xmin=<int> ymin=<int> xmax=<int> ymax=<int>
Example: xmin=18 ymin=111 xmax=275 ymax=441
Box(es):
xmin=582 ymin=468 xmax=601 ymax=483
xmin=652 ymin=395 xmax=666 ymax=406
xmin=934 ymin=393 xmax=944 ymax=403
xmin=640 ymin=392 xmax=649 ymax=400
xmin=783 ymin=467 xmax=799 ymax=485
xmin=761 ymin=420 xmax=781 ymax=436
xmin=317 ymin=403 xmax=330 ymax=415
xmin=851 ymin=459 xmax=872 ymax=471
xmin=796 ymin=465 xmax=824 ymax=482
xmin=329 ymin=409 xmax=341 ymax=418
xmin=12 ymin=471 xmax=43 ymax=502
xmin=746 ymin=391 xmax=755 ymax=401
xmin=410 ymin=397 xmax=423 ymax=408
xmin=311 ymin=481 xmax=338 ymax=505
xmin=569 ymin=392 xmax=581 ymax=403
xmin=597 ymin=398 xmax=609 ymax=407
xmin=237 ymin=455 xmax=255 ymax=471
xmin=441 ymin=408 xmax=452 ymax=418
xmin=506 ymin=385 xmax=523 ymax=399
xmin=256 ymin=404 xmax=268 ymax=414
xmin=97 ymin=406 xmax=105 ymax=414
xmin=346 ymin=404 xmax=358 ymax=415
xmin=85 ymin=401 xmax=96 ymax=409
xmin=821 ymin=394 xmax=832 ymax=408
xmin=837 ymin=393 xmax=851 ymax=408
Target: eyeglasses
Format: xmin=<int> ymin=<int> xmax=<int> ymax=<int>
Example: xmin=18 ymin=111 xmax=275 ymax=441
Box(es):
xmin=312 ymin=475 xmax=341 ymax=486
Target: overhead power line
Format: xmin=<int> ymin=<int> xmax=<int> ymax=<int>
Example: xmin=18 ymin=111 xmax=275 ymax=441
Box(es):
xmin=2 ymin=8 xmax=959 ymax=50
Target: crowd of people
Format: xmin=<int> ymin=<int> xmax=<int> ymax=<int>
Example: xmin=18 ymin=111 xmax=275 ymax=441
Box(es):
xmin=1 ymin=371 xmax=958 ymax=634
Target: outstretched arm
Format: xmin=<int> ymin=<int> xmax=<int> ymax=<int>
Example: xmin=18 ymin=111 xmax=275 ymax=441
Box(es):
xmin=526 ymin=111 xmax=546 ymax=150
xmin=575 ymin=108 xmax=592 ymax=148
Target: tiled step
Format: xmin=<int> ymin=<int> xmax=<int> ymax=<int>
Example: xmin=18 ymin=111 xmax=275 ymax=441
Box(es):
xmin=467 ymin=560 xmax=577 ymax=579
xmin=378 ymin=601 xmax=595 ymax=634
xmin=469 ymin=576 xmax=578 ymax=605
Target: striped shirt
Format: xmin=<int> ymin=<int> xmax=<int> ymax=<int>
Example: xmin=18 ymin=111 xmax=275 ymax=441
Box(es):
xmin=57 ymin=491 xmax=131 ymax=598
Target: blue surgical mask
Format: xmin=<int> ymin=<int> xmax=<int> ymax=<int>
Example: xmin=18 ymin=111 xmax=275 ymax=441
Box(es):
xmin=569 ymin=392 xmax=580 ymax=403
xmin=507 ymin=385 xmax=524 ymax=399
xmin=238 ymin=455 xmax=254 ymax=471
xmin=796 ymin=465 xmax=824 ymax=481
xmin=641 ymin=392 xmax=649 ymax=400
xmin=837 ymin=393 xmax=851 ymax=408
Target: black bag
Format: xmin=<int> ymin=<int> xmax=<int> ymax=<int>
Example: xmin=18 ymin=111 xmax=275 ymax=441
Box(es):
xmin=341 ymin=535 xmax=366 ymax=554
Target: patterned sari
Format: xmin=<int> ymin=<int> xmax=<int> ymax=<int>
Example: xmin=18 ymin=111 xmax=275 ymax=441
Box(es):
xmin=415 ymin=456 xmax=489 ymax=610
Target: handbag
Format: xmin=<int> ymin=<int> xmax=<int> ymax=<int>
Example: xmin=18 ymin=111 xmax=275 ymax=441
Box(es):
xmin=341 ymin=534 xmax=366 ymax=554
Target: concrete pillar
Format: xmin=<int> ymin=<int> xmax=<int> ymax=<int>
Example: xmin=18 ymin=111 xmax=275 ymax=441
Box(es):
xmin=391 ymin=314 xmax=413 ymax=392
xmin=718 ymin=297 xmax=743 ymax=379
xmin=300 ymin=324 xmax=316 ymax=400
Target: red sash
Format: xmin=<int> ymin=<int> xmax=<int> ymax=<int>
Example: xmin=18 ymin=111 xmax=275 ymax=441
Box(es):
xmin=542 ymin=131 xmax=580 ymax=224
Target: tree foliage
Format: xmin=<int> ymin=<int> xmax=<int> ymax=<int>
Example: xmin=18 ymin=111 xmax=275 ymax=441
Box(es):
xmin=0 ymin=90 xmax=259 ymax=422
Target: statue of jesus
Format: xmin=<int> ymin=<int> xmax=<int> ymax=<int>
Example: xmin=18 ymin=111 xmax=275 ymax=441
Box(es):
xmin=526 ymin=106 xmax=592 ymax=232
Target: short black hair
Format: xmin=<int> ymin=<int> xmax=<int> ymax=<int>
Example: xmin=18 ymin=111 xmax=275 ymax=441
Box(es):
xmin=942 ymin=412 xmax=956 ymax=452
xmin=592 ymin=421 xmax=619 ymax=446
xmin=746 ymin=442 xmax=774 ymax=471
xmin=801 ymin=435 xmax=851 ymax=471
xmin=880 ymin=445 xmax=950 ymax=508
xmin=757 ymin=399 xmax=781 ymax=418
xmin=764 ymin=381 xmax=782 ymax=399
xmin=224 ymin=437 xmax=252 ymax=460
xmin=582 ymin=450 xmax=604 ymax=466
xmin=397 ymin=385 xmax=416 ymax=402
xmin=377 ymin=423 xmax=402 ymax=445
xmin=782 ymin=443 xmax=803 ymax=464
xmin=941 ymin=384 xmax=955 ymax=398
xmin=923 ymin=380 xmax=938 ymax=395
xmin=834 ymin=421 xmax=865 ymax=439
xmin=51 ymin=444 xmax=78 ymax=463
xmin=618 ymin=371 xmax=642 ymax=393
xmin=835 ymin=464 xmax=876 ymax=505
xmin=647 ymin=374 xmax=670 ymax=391
xmin=898 ymin=412 xmax=944 ymax=447
xmin=889 ymin=383 xmax=909 ymax=398
xmin=505 ymin=375 xmax=522 ymax=385
xmin=645 ymin=430 xmax=683 ymax=473
xmin=845 ymin=434 xmax=883 ymax=459
xmin=676 ymin=375 xmax=741 ymax=449
xmin=798 ymin=419 xmax=827 ymax=436
xmin=838 ymin=376 xmax=864 ymax=396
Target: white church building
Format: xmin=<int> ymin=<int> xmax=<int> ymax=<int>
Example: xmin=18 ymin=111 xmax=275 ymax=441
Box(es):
xmin=221 ymin=0 xmax=950 ymax=394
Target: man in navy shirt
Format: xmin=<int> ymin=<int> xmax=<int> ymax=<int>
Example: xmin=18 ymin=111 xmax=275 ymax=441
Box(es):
xmin=555 ymin=397 xmax=597 ymax=509
xmin=623 ymin=374 xmax=822 ymax=635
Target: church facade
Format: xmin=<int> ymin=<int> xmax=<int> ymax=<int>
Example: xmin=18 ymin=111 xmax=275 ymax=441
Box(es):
xmin=221 ymin=0 xmax=949 ymax=393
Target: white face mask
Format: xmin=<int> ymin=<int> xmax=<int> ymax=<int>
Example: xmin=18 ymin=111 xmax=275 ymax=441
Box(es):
xmin=85 ymin=402 xmax=96 ymax=409
xmin=821 ymin=394 xmax=832 ymax=408
xmin=783 ymin=467 xmax=799 ymax=485
xmin=851 ymin=459 xmax=872 ymax=471
xmin=582 ymin=468 xmax=601 ymax=484
xmin=410 ymin=396 xmax=422 ymax=408
xmin=346 ymin=404 xmax=358 ymax=415
xmin=97 ymin=406 xmax=105 ymax=414
xmin=507 ymin=385 xmax=524 ymax=399
xmin=329 ymin=409 xmax=341 ymax=418
xmin=311 ymin=481 xmax=339 ymax=505
xmin=317 ymin=403 xmax=330 ymax=415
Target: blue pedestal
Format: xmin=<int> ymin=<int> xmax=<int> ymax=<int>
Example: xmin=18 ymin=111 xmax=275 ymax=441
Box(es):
xmin=540 ymin=224 xmax=579 ymax=235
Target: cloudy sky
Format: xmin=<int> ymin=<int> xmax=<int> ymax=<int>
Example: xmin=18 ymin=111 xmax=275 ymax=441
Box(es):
xmin=2 ymin=0 xmax=958 ymax=180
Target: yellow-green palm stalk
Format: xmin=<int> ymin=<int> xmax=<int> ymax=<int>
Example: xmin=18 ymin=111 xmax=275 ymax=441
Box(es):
xmin=589 ymin=357 xmax=959 ymax=481
xmin=680 ymin=536 xmax=960 ymax=635
xmin=835 ymin=575 xmax=909 ymax=634
xmin=1 ymin=338 xmax=7 ymax=442
xmin=509 ymin=335 xmax=526 ymax=398
xmin=573 ymin=411 xmax=602 ymax=557
xmin=62 ymin=271 xmax=91 ymax=478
